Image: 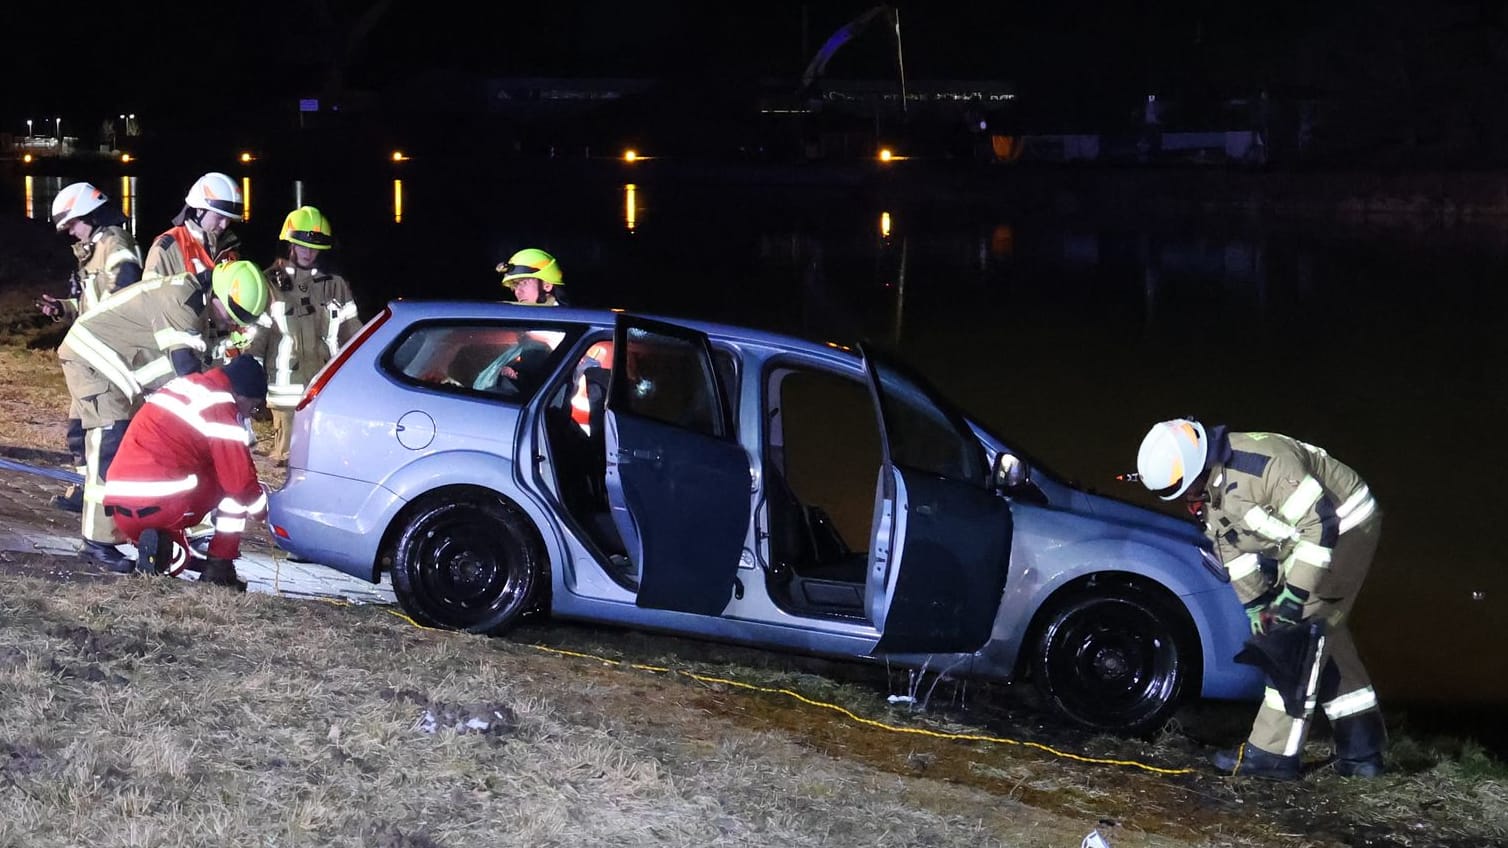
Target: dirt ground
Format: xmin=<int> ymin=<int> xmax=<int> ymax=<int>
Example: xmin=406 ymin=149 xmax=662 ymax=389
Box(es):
xmin=1 ymin=210 xmax=1505 ymax=847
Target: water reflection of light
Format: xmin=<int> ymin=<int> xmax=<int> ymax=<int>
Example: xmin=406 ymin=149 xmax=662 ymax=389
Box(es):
xmin=241 ymin=177 xmax=252 ymax=221
xmin=120 ymin=176 xmax=137 ymax=234
xmin=880 ymin=211 xmax=891 ymax=239
xmin=989 ymin=224 xmax=1014 ymax=256
xmin=393 ymin=179 xmax=404 ymax=223
xmin=625 ymin=183 xmax=637 ymax=231
xmin=23 ymin=176 xmax=33 ymax=218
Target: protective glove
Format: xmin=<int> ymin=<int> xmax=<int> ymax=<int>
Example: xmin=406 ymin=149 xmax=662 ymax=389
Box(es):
xmin=1244 ymin=586 xmax=1280 ymax=636
xmin=37 ymin=294 xmax=63 ymax=320
xmin=1264 ymin=585 xmax=1309 ymax=628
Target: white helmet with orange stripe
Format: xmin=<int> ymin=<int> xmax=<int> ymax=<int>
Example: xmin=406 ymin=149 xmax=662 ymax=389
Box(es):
xmin=184 ymin=172 xmax=245 ymax=221
xmin=1136 ymin=418 xmax=1208 ymax=500
xmin=51 ymin=182 xmax=108 ymax=232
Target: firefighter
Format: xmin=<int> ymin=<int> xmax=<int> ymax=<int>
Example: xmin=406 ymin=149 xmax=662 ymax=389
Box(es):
xmin=143 ymin=172 xmax=245 ymax=364
xmin=37 ymin=182 xmax=144 ymax=513
xmin=497 ymin=247 xmax=566 ymax=306
xmin=1135 ymin=419 xmax=1386 ymax=779
xmin=143 ymin=172 xmax=243 ymax=278
xmin=103 ymin=355 xmax=268 ymax=591
xmin=243 ymin=206 xmax=360 ymax=463
xmin=57 ymin=261 xmax=271 ymax=571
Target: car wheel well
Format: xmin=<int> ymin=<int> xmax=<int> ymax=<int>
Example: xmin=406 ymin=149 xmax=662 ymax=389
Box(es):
xmin=1022 ymin=572 xmax=1203 ymax=734
xmin=377 ymin=485 xmax=550 ymax=589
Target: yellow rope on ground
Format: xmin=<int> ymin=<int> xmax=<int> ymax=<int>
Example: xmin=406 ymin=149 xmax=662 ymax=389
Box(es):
xmin=531 ymin=642 xmax=1194 ymax=776
xmin=363 ymin=607 xmax=1191 ymax=775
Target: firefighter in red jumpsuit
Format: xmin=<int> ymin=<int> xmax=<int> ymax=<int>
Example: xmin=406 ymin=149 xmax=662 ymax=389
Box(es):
xmin=102 ymin=356 xmax=268 ymax=590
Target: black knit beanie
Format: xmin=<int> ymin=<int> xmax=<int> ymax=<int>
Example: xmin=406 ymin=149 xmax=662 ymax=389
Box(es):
xmin=222 ymin=355 xmax=267 ymax=401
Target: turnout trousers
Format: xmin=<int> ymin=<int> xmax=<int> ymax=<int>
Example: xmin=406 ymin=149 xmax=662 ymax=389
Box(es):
xmin=1249 ymin=517 xmax=1384 ymax=759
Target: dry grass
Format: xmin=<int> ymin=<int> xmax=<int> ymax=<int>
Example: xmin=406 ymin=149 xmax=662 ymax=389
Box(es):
xmin=0 ymin=574 xmax=1175 ymax=848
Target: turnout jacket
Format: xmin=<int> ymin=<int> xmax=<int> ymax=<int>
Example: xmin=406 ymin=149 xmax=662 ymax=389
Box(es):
xmin=143 ymin=220 xmax=238 ymax=278
xmin=57 ymin=274 xmax=207 ymax=404
xmin=245 ymin=260 xmax=360 ymax=410
xmin=1202 ymin=428 xmax=1380 ymax=606
xmin=102 ymin=368 xmax=265 ymax=527
xmin=60 ymin=225 xmax=143 ymax=320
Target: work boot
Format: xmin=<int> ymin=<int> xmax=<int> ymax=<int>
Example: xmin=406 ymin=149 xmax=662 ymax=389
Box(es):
xmin=199 ymin=557 xmax=247 ymax=592
xmin=80 ymin=540 xmax=136 ymax=574
xmin=50 ymin=485 xmax=83 ymax=513
xmin=136 ymin=529 xmax=172 ymax=576
xmin=1212 ymin=743 xmax=1301 ymax=780
xmin=1331 ymin=711 xmax=1388 ymax=778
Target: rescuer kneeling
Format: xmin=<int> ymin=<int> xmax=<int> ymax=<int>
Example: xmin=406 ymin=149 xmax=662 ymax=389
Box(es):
xmin=102 ymin=356 xmax=270 ymax=591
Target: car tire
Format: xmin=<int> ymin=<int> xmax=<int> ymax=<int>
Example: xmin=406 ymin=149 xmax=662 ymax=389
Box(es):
xmin=1029 ymin=586 xmax=1193 ymax=736
xmin=390 ymin=492 xmax=544 ymax=634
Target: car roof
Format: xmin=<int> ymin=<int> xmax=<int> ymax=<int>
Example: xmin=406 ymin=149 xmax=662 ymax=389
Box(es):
xmin=383 ymin=299 xmax=862 ymax=362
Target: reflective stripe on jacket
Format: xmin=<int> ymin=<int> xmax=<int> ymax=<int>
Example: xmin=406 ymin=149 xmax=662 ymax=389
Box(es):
xmin=1203 ymin=429 xmax=1379 ymax=604
xmin=102 ymin=368 xmax=264 ymax=518
xmin=244 ymin=262 xmax=360 ymax=410
xmin=57 ymin=275 xmax=206 ymax=402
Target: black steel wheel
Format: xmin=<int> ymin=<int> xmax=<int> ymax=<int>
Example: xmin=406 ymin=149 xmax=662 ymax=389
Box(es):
xmin=1030 ymin=588 xmax=1193 ymax=735
xmin=390 ymin=493 xmax=543 ymax=634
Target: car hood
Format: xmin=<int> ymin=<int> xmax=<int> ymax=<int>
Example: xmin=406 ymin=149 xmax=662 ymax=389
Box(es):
xmin=1046 ymin=480 xmax=1207 ymax=546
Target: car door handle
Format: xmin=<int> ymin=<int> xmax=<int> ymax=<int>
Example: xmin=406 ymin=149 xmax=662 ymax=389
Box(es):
xmin=619 ymin=448 xmax=662 ymax=463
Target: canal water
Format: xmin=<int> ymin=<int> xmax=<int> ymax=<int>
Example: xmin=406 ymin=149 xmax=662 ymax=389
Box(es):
xmin=11 ymin=160 xmax=1506 ymax=735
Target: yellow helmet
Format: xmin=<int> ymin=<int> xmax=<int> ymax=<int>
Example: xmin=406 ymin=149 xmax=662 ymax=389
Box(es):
xmin=211 ymin=260 xmax=271 ymax=325
xmin=280 ymin=206 xmax=334 ymax=250
xmin=496 ymin=248 xmax=562 ymax=288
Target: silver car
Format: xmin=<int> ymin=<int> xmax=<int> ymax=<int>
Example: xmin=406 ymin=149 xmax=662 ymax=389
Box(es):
xmin=267 ymin=300 xmax=1262 ymax=733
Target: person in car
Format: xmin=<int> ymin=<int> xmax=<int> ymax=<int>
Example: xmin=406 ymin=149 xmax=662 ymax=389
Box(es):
xmin=103 ymin=355 xmax=269 ymax=591
xmin=497 ymin=248 xmax=567 ymax=306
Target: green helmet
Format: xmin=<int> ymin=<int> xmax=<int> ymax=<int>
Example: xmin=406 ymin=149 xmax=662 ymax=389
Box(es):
xmin=211 ymin=260 xmax=271 ymax=325
xmin=497 ymin=248 xmax=562 ymax=288
xmin=280 ymin=205 xmax=334 ymax=250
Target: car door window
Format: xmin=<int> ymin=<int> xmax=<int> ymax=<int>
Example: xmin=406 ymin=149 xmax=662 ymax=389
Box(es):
xmin=868 ymin=356 xmax=987 ymax=487
xmin=384 ymin=321 xmax=581 ymax=403
xmin=616 ymin=325 xmax=731 ymax=439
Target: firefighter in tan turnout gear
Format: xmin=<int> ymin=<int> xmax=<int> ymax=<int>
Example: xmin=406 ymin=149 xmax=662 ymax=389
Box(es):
xmin=38 ymin=182 xmax=144 ymax=513
xmin=244 ymin=206 xmax=360 ymax=462
xmin=143 ymin=171 xmax=243 ymax=278
xmin=1136 ymin=419 xmax=1386 ymax=779
xmin=56 ymin=261 xmax=272 ymax=571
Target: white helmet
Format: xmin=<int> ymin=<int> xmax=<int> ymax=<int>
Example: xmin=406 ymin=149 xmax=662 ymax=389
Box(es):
xmin=184 ymin=172 xmax=244 ymax=221
xmin=1136 ymin=418 xmax=1208 ymax=500
xmin=51 ymin=182 xmax=108 ymax=232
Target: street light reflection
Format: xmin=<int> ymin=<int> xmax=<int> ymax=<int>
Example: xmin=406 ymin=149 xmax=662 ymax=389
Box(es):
xmin=23 ymin=176 xmax=33 ymax=218
xmin=241 ymin=177 xmax=252 ymax=221
xmin=881 ymin=211 xmax=892 ymax=238
xmin=625 ymin=183 xmax=638 ymax=231
xmin=120 ymin=176 xmax=137 ymax=233
xmin=393 ymin=179 xmax=404 ymax=223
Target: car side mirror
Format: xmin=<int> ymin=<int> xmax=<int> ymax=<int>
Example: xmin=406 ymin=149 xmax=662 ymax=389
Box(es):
xmin=993 ymin=452 xmax=1029 ymax=491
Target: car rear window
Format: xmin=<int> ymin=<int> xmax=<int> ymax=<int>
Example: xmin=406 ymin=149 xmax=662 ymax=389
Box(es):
xmin=384 ymin=320 xmax=585 ymax=404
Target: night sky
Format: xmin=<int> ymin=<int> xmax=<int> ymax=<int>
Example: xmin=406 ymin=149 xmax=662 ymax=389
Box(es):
xmin=6 ymin=1 xmax=1506 ymax=153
